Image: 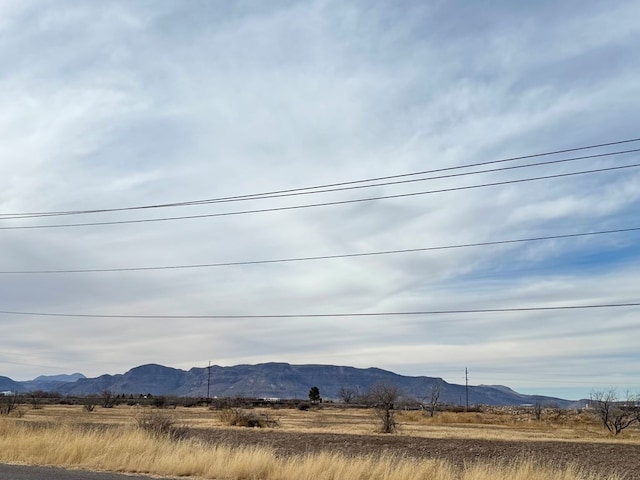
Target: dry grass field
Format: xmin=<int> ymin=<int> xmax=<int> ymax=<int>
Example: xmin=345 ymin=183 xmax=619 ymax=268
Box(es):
xmin=1 ymin=404 xmax=639 ymax=479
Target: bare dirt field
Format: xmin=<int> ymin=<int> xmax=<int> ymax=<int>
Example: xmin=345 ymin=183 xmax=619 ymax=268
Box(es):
xmin=190 ymin=428 xmax=640 ymax=480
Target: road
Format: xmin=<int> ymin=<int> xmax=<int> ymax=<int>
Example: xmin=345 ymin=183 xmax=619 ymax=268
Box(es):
xmin=0 ymin=464 xmax=177 ymax=480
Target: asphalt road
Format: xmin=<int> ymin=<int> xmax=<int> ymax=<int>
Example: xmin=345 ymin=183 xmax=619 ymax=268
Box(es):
xmin=0 ymin=464 xmax=177 ymax=480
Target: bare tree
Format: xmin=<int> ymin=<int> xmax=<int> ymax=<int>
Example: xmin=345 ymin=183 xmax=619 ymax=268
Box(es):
xmin=424 ymin=384 xmax=440 ymax=417
xmin=101 ymin=390 xmax=117 ymax=408
xmin=590 ymin=389 xmax=639 ymax=435
xmin=337 ymin=386 xmax=358 ymax=404
xmin=29 ymin=390 xmax=47 ymax=410
xmin=532 ymin=401 xmax=544 ymax=421
xmin=0 ymin=392 xmax=19 ymax=415
xmin=367 ymin=383 xmax=401 ymax=433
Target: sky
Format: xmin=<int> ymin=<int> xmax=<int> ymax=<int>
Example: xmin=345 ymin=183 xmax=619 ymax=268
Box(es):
xmin=1 ymin=0 xmax=639 ymax=401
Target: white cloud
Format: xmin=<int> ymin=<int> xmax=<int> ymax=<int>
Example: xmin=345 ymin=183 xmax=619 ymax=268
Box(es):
xmin=0 ymin=0 xmax=639 ymax=400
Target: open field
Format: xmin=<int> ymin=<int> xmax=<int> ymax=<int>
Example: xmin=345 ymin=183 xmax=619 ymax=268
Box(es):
xmin=1 ymin=404 xmax=639 ymax=479
xmin=15 ymin=403 xmax=640 ymax=443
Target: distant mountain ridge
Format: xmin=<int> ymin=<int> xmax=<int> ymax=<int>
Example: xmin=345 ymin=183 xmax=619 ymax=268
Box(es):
xmin=34 ymin=373 xmax=86 ymax=383
xmin=3 ymin=363 xmax=583 ymax=407
xmin=15 ymin=372 xmax=87 ymax=393
xmin=0 ymin=375 xmax=21 ymax=392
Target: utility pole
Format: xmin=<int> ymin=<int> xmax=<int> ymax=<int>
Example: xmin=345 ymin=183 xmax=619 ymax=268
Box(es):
xmin=207 ymin=361 xmax=212 ymax=404
xmin=464 ymin=368 xmax=469 ymax=412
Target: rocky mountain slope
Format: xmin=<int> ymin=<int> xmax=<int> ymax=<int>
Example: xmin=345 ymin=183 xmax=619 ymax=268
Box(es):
xmin=3 ymin=363 xmax=582 ymax=407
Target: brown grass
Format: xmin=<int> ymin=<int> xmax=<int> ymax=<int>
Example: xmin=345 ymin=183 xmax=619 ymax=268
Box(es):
xmin=393 ymin=409 xmax=635 ymax=443
xmin=0 ymin=416 xmax=623 ymax=480
xmin=2 ymin=404 xmax=638 ymax=479
xmin=14 ymin=404 xmax=640 ymax=443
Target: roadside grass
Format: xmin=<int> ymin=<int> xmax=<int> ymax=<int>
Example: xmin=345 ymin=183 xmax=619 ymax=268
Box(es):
xmin=0 ymin=416 xmax=623 ymax=480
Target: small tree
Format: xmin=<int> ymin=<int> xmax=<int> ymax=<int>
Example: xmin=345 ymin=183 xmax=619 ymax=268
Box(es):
xmin=101 ymin=390 xmax=117 ymax=408
xmin=367 ymin=383 xmax=400 ymax=433
xmin=308 ymin=386 xmax=321 ymax=403
xmin=590 ymin=389 xmax=639 ymax=435
xmin=338 ymin=386 xmax=358 ymax=404
xmin=533 ymin=401 xmax=544 ymax=421
xmin=0 ymin=392 xmax=19 ymax=415
xmin=424 ymin=384 xmax=440 ymax=418
xmin=30 ymin=390 xmax=46 ymax=410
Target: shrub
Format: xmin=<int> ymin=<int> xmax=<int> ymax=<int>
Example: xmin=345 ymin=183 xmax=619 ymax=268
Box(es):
xmin=83 ymin=395 xmax=98 ymax=412
xmin=216 ymin=407 xmax=279 ymax=428
xmin=134 ymin=409 xmax=188 ymax=440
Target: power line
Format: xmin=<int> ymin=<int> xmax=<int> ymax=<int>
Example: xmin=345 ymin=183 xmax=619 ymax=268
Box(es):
xmin=4 ymin=147 xmax=629 ymax=219
xmin=1 ymin=226 xmax=638 ymax=274
xmin=2 ymin=162 xmax=639 ymax=230
xmin=0 ymin=302 xmax=638 ymax=319
xmin=1 ymin=138 xmax=639 ymax=219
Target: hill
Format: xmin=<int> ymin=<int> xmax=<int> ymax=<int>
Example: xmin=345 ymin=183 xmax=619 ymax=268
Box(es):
xmin=17 ymin=373 xmax=87 ymax=393
xmin=27 ymin=362 xmax=582 ymax=407
xmin=0 ymin=376 xmax=21 ymax=393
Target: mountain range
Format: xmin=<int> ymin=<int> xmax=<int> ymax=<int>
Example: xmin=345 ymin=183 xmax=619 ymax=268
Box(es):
xmin=1 ymin=363 xmax=584 ymax=408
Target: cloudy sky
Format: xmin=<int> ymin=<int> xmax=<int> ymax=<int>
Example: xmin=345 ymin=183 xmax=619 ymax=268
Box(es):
xmin=1 ymin=0 xmax=639 ymax=400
